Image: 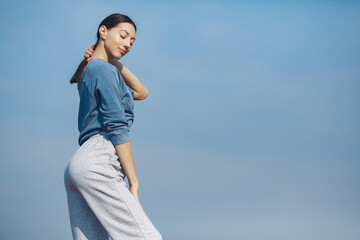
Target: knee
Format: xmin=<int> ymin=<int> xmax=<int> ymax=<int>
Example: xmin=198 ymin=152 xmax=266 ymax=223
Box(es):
xmin=146 ymin=228 xmax=163 ymax=240
xmin=154 ymin=229 xmax=163 ymax=240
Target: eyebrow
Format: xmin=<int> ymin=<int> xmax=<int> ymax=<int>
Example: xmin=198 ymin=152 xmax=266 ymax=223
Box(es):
xmin=120 ymin=30 xmax=135 ymax=41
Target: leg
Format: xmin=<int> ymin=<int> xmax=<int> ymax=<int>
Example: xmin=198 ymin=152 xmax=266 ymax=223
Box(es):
xmin=64 ymin=164 xmax=109 ymax=240
xmin=65 ymin=133 xmax=162 ymax=240
xmin=79 ymin=174 xmax=162 ymax=240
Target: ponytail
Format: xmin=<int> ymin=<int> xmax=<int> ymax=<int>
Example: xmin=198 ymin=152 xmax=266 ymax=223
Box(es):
xmin=69 ymin=58 xmax=88 ymax=85
xmin=69 ymin=42 xmax=99 ymax=85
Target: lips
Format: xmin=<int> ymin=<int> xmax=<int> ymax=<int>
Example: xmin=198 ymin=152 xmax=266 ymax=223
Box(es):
xmin=119 ymin=48 xmax=125 ymax=54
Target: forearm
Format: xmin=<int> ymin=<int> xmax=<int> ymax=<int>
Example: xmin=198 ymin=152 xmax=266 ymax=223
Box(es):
xmin=109 ymin=58 xmax=149 ymax=100
xmin=114 ymin=141 xmax=139 ymax=187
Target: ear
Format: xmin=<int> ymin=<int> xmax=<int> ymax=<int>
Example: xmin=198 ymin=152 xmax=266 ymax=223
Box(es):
xmin=98 ymin=25 xmax=107 ymax=40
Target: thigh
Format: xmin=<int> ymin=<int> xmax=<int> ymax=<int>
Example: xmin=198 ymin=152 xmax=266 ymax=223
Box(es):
xmin=107 ymin=179 xmax=163 ymax=240
xmin=64 ymin=167 xmax=109 ymax=240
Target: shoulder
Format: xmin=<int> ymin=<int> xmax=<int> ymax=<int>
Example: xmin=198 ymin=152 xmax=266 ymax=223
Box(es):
xmin=87 ymin=59 xmax=118 ymax=75
xmin=86 ymin=59 xmax=121 ymax=85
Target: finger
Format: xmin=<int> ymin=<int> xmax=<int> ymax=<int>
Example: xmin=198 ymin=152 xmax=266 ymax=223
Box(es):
xmin=88 ymin=46 xmax=94 ymax=52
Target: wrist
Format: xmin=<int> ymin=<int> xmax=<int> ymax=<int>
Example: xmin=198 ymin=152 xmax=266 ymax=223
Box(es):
xmin=129 ymin=180 xmax=139 ymax=188
xmin=109 ymin=58 xmax=117 ymax=64
xmin=110 ymin=58 xmax=124 ymax=72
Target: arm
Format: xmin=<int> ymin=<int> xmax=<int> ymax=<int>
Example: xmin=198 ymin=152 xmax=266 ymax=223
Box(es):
xmin=109 ymin=58 xmax=149 ymax=101
xmin=114 ymin=142 xmax=140 ymax=193
xmin=84 ymin=46 xmax=148 ymax=100
xmin=96 ymin=67 xmax=140 ymax=201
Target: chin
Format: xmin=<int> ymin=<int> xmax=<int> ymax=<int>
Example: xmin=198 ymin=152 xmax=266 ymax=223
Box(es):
xmin=113 ymin=55 xmax=121 ymax=60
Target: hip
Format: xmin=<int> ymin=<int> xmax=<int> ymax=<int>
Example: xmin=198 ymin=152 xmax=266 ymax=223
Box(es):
xmin=64 ymin=131 xmax=126 ymax=184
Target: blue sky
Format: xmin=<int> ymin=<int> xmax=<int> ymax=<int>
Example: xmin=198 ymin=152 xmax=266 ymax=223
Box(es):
xmin=0 ymin=0 xmax=359 ymax=239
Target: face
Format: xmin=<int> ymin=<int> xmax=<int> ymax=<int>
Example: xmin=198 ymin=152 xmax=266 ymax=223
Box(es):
xmin=102 ymin=22 xmax=136 ymax=60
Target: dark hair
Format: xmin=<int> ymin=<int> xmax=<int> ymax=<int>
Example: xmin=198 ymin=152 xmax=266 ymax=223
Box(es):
xmin=70 ymin=13 xmax=137 ymax=85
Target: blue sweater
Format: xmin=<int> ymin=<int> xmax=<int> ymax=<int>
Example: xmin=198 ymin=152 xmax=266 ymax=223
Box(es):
xmin=77 ymin=58 xmax=135 ymax=146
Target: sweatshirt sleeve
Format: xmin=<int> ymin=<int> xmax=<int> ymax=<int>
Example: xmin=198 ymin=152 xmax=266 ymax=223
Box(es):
xmin=96 ymin=67 xmax=130 ymax=145
xmin=129 ymin=86 xmax=134 ymax=99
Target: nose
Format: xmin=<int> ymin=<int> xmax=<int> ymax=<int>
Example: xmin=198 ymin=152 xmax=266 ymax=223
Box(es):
xmin=123 ymin=39 xmax=131 ymax=49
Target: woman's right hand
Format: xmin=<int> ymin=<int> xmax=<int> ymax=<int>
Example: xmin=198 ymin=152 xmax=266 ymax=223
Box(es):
xmin=84 ymin=45 xmax=94 ymax=62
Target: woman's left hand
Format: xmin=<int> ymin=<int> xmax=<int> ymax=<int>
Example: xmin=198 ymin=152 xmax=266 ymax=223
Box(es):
xmin=129 ymin=186 xmax=143 ymax=209
xmin=84 ymin=45 xmax=94 ymax=62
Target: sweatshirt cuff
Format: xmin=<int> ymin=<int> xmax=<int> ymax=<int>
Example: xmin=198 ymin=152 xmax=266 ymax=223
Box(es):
xmin=109 ymin=130 xmax=130 ymax=145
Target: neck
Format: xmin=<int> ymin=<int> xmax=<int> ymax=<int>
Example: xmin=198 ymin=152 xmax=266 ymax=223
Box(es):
xmin=90 ymin=45 xmax=112 ymax=63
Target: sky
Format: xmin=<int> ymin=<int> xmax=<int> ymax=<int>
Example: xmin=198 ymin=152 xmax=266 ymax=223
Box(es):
xmin=0 ymin=0 xmax=359 ymax=239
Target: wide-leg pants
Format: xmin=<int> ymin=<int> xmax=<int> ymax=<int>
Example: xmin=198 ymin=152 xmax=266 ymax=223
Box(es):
xmin=63 ymin=131 xmax=162 ymax=240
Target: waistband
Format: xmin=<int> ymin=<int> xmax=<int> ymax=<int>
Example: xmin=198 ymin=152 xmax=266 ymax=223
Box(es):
xmin=98 ymin=129 xmax=111 ymax=142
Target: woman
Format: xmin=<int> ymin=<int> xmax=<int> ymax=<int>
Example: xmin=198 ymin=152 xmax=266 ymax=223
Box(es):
xmin=63 ymin=13 xmax=163 ymax=240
